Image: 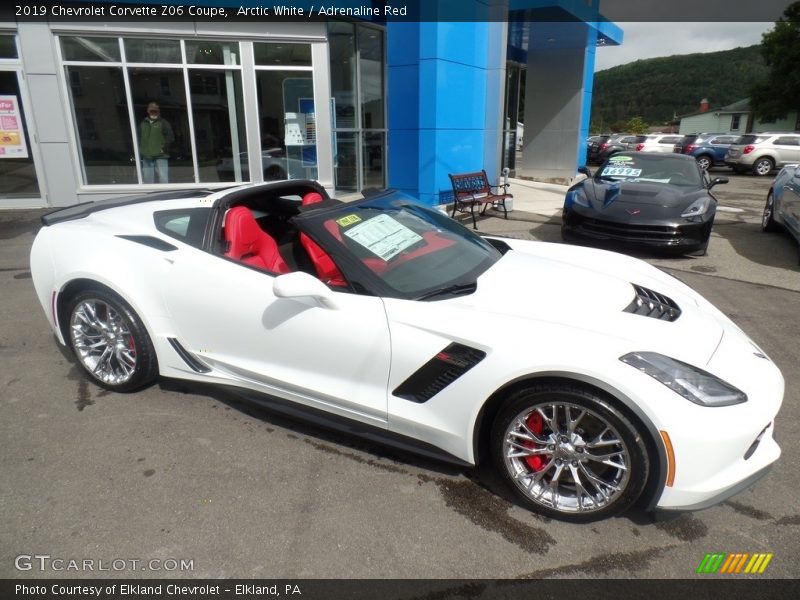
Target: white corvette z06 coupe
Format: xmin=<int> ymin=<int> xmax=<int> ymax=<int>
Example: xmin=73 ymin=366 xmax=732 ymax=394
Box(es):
xmin=30 ymin=181 xmax=783 ymax=522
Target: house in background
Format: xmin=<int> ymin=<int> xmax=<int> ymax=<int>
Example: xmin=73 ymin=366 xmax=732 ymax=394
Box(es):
xmin=679 ymin=98 xmax=800 ymax=135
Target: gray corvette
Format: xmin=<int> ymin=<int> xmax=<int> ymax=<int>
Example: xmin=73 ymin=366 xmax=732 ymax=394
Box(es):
xmin=562 ymin=152 xmax=728 ymax=256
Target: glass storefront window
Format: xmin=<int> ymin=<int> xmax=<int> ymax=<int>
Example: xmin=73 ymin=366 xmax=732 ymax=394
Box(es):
xmin=334 ymin=132 xmax=357 ymax=191
xmin=65 ymin=66 xmax=137 ymax=184
xmin=328 ymin=22 xmax=356 ymax=129
xmin=60 ymin=37 xmax=120 ymax=62
xmin=254 ymin=43 xmax=311 ymax=67
xmin=185 ymin=41 xmax=239 ymax=66
xmin=189 ymin=69 xmax=246 ymax=183
xmin=0 ymin=35 xmax=19 ymax=59
xmin=128 ymin=67 xmax=194 ymax=183
xmin=358 ymin=27 xmax=384 ymax=130
xmin=256 ymin=71 xmax=317 ymax=181
xmin=328 ymin=23 xmax=386 ymax=191
xmin=362 ymin=132 xmax=385 ymax=189
xmin=124 ymin=39 xmax=181 ymax=63
xmin=0 ymin=71 xmax=39 ymax=197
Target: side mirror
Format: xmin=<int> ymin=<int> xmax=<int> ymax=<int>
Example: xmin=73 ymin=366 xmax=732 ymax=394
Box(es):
xmin=709 ymin=177 xmax=729 ymax=188
xmin=273 ymin=271 xmax=338 ymax=309
xmin=577 ymin=165 xmax=592 ymax=178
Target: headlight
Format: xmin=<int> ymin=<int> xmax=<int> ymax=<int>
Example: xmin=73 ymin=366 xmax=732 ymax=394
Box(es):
xmin=681 ymin=197 xmax=711 ymax=218
xmin=565 ymin=189 xmax=590 ymax=208
xmin=620 ymin=351 xmax=747 ymax=407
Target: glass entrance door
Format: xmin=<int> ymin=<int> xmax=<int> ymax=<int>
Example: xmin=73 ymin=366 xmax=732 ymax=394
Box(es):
xmin=0 ymin=69 xmax=41 ymax=203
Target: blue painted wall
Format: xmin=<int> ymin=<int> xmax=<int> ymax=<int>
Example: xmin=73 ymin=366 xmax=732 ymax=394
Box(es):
xmin=387 ymin=15 xmax=506 ymax=206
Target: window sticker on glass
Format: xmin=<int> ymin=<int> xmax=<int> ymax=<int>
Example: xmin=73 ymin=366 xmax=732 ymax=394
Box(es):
xmin=336 ymin=214 xmax=362 ymax=227
xmin=608 ymin=155 xmax=634 ymax=163
xmin=343 ymin=214 xmax=423 ymax=261
xmin=601 ymin=166 xmax=643 ymax=177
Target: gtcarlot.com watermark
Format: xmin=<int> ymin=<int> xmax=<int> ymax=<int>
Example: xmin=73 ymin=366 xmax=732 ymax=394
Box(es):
xmin=15 ymin=554 xmax=194 ymax=573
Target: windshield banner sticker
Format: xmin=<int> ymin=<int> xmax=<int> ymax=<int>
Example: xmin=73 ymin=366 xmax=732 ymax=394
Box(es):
xmin=343 ymin=214 xmax=423 ymax=261
xmin=608 ymin=155 xmax=634 ymax=163
xmin=601 ymin=166 xmax=643 ymax=177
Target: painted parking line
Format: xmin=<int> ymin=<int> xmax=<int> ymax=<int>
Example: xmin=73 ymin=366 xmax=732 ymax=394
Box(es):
xmin=717 ymin=206 xmax=745 ymax=213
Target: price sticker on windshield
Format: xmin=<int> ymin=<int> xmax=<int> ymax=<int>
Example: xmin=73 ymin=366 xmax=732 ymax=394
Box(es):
xmin=601 ymin=166 xmax=642 ymax=177
xmin=336 ymin=214 xmax=362 ymax=227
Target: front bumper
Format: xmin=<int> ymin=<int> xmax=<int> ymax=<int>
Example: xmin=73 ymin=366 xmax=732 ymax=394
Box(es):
xmin=653 ymin=325 xmax=783 ymax=510
xmin=562 ymin=207 xmax=713 ymax=254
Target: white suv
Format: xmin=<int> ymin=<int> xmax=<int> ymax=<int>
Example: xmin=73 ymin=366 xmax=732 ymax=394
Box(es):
xmin=636 ymin=134 xmax=684 ymax=154
xmin=725 ymin=132 xmax=800 ymax=176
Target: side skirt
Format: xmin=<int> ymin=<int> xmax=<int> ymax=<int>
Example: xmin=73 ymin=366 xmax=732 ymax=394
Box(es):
xmin=168 ymin=379 xmax=474 ymax=469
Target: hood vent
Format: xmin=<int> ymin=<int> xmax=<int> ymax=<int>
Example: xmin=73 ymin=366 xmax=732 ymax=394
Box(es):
xmin=624 ymin=284 xmax=681 ymax=321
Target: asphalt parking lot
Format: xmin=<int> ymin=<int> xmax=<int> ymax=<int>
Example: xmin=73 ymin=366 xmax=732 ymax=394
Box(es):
xmin=1 ymin=173 xmax=799 ymax=580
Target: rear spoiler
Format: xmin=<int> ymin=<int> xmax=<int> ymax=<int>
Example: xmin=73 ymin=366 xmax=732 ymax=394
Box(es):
xmin=40 ymin=188 xmax=220 ymax=226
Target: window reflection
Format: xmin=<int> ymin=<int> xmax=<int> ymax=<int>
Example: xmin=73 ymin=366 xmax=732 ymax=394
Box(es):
xmin=65 ymin=66 xmax=137 ymax=184
xmin=124 ymin=39 xmax=181 ymax=63
xmin=128 ymin=68 xmax=194 ymax=183
xmin=61 ymin=37 xmax=120 ymax=62
xmin=189 ymin=69 xmax=247 ymax=183
xmin=256 ymin=71 xmax=317 ymax=181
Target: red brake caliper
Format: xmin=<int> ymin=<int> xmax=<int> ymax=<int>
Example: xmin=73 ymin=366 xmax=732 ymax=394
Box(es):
xmin=523 ymin=412 xmax=546 ymax=472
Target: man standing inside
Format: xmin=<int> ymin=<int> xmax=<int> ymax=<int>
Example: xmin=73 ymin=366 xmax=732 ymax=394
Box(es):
xmin=139 ymin=101 xmax=174 ymax=183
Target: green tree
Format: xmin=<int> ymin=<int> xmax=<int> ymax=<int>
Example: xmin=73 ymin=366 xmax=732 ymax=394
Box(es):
xmin=626 ymin=116 xmax=649 ymax=134
xmin=750 ymin=2 xmax=800 ymax=121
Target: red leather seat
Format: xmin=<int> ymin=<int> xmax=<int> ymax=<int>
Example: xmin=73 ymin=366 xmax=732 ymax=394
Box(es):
xmin=299 ymin=192 xmax=346 ymax=286
xmin=224 ymin=206 xmax=290 ymax=274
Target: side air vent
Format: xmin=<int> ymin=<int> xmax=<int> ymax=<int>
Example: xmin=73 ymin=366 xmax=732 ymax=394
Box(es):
xmin=393 ymin=343 xmax=486 ymax=403
xmin=624 ymin=284 xmax=681 ymax=322
xmin=167 ymin=338 xmax=211 ymax=373
xmin=117 ymin=235 xmax=178 ymax=252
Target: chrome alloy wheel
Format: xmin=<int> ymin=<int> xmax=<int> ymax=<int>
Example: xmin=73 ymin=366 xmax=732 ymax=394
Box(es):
xmin=502 ymin=402 xmax=631 ymax=514
xmin=70 ymin=299 xmax=137 ymax=386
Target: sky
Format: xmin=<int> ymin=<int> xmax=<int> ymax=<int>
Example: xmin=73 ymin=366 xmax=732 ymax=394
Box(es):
xmin=593 ymin=22 xmax=774 ymax=71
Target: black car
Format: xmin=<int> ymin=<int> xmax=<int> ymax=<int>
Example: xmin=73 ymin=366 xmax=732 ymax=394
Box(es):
xmin=586 ymin=134 xmax=611 ymax=164
xmin=597 ymin=135 xmax=648 ymax=163
xmin=562 ymin=152 xmax=728 ymax=256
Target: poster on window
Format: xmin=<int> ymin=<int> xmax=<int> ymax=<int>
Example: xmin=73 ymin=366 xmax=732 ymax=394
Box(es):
xmin=0 ymin=95 xmax=28 ymax=159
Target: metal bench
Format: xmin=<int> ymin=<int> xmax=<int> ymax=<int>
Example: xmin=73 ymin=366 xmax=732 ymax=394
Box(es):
xmin=448 ymin=170 xmax=511 ymax=229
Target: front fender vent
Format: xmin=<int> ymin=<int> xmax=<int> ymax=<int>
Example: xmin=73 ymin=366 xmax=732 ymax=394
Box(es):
xmin=624 ymin=284 xmax=681 ymax=321
xmin=393 ymin=343 xmax=486 ymax=403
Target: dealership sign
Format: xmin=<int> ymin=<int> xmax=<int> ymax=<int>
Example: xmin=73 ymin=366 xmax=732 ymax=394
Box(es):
xmin=0 ymin=95 xmax=29 ymax=159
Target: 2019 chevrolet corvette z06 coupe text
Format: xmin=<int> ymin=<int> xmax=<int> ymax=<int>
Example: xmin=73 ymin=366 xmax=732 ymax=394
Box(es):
xmin=563 ymin=152 xmax=728 ymax=256
xmin=30 ymin=180 xmax=782 ymax=522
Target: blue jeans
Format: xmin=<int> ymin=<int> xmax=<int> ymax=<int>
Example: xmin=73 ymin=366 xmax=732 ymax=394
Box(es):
xmin=142 ymin=158 xmax=169 ymax=183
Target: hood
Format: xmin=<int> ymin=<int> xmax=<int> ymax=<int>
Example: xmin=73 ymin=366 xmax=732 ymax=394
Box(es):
xmin=443 ymin=244 xmax=724 ymax=365
xmin=582 ymin=180 xmax=706 ymax=218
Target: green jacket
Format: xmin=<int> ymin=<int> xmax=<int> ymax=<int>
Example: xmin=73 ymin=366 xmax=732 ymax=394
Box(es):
xmin=139 ymin=117 xmax=174 ymax=159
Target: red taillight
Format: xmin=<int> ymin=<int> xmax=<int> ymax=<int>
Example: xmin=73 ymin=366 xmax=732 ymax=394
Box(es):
xmin=636 ymin=143 xmax=644 ymax=151
xmin=599 ymin=143 xmax=609 ymax=150
xmin=684 ymin=144 xmax=696 ymax=153
xmin=743 ymin=145 xmax=755 ymax=154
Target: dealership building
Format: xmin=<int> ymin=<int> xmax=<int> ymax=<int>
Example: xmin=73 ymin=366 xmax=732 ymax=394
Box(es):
xmin=0 ymin=1 xmax=621 ymax=208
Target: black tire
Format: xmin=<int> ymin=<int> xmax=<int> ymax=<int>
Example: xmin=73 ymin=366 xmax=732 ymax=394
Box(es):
xmin=66 ymin=288 xmax=158 ymax=392
xmin=695 ymin=155 xmax=713 ymax=171
xmin=490 ymin=384 xmax=649 ymax=522
xmin=752 ymin=157 xmax=774 ymax=177
xmin=762 ymin=190 xmax=781 ymax=232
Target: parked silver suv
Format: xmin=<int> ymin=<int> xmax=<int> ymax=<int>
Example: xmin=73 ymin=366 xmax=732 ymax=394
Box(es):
xmin=725 ymin=132 xmax=800 ymax=176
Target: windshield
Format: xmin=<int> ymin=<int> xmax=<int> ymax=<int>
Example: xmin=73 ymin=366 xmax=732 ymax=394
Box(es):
xmin=597 ymin=153 xmax=702 ymax=187
xmin=294 ymin=191 xmax=502 ymax=299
